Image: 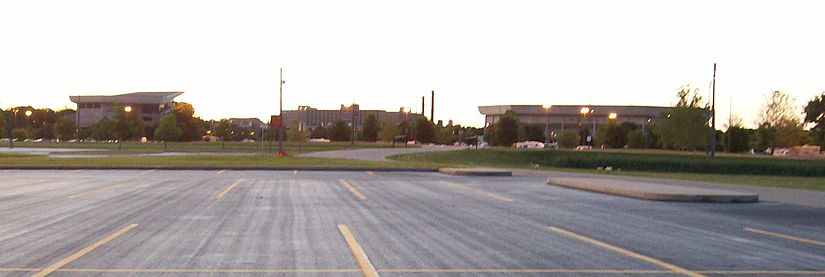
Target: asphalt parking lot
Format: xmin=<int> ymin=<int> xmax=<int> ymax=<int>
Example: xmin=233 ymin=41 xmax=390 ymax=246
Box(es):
xmin=0 ymin=169 xmax=823 ymax=276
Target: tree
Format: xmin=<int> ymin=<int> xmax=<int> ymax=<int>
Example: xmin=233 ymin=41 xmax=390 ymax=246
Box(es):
xmin=362 ymin=115 xmax=379 ymax=141
xmin=329 ymin=120 xmax=351 ymax=141
xmin=378 ymin=121 xmax=398 ymax=142
xmin=0 ymin=110 xmax=6 ymax=137
xmin=89 ymin=117 xmax=114 ymax=140
xmin=493 ymin=110 xmax=520 ymax=147
xmin=215 ymin=119 xmax=232 ymax=141
xmin=13 ymin=128 xmax=29 ymax=140
xmin=34 ymin=124 xmax=55 ymax=140
xmin=558 ymin=130 xmax=580 ymax=148
xmin=413 ymin=117 xmax=435 ymax=144
xmin=804 ymin=92 xmax=825 ymax=147
xmin=154 ymin=113 xmax=182 ymax=141
xmin=110 ymin=105 xmax=144 ymax=141
xmin=287 ymin=119 xmax=309 ymax=142
xmin=173 ymin=102 xmax=205 ymax=141
xmin=653 ymin=85 xmax=709 ymax=151
xmin=521 ymin=124 xmax=545 ymax=142
xmin=724 ymin=126 xmax=751 ymax=153
xmin=758 ymin=91 xmax=805 ymax=152
xmin=310 ymin=126 xmax=328 ymax=139
xmin=54 ymin=116 xmax=76 ymax=140
xmin=626 ymin=130 xmax=645 ymax=148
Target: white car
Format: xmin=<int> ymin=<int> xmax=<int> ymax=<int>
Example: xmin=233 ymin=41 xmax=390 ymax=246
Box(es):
xmin=515 ymin=141 xmax=545 ymax=149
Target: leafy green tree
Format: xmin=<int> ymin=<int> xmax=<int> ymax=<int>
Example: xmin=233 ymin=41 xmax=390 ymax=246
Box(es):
xmin=54 ymin=116 xmax=77 ymax=140
xmin=34 ymin=124 xmax=55 ymax=139
xmin=804 ymin=92 xmax=825 ymax=147
xmin=154 ymin=113 xmax=182 ymax=141
xmin=13 ymin=128 xmax=29 ymax=140
xmin=724 ymin=126 xmax=751 ymax=153
xmin=653 ymin=85 xmax=709 ymax=151
xmin=758 ymin=91 xmax=806 ymax=152
xmin=0 ymin=110 xmax=6 ymax=137
xmin=493 ymin=110 xmax=519 ymax=146
xmin=558 ymin=130 xmax=580 ymax=148
xmin=110 ymin=105 xmax=144 ymax=141
xmin=378 ymin=121 xmax=398 ymax=142
xmin=287 ymin=119 xmax=309 ymax=142
xmin=362 ymin=115 xmax=379 ymax=141
xmin=89 ymin=117 xmax=114 ymax=140
xmin=413 ymin=117 xmax=435 ymax=144
xmin=310 ymin=126 xmax=328 ymax=139
xmin=330 ymin=120 xmax=351 ymax=141
xmin=173 ymin=102 xmax=205 ymax=141
xmin=520 ymin=124 xmax=545 ymax=142
xmin=626 ymin=130 xmax=645 ymax=148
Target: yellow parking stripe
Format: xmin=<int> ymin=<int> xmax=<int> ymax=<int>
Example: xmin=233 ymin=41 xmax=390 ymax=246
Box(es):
xmin=439 ymin=181 xmax=513 ymax=202
xmin=216 ymin=179 xmax=243 ymax=199
xmin=744 ymin=227 xmax=825 ymax=247
xmin=339 ymin=179 xmax=367 ymax=200
xmin=33 ymin=224 xmax=138 ymax=277
xmin=67 ymin=180 xmax=136 ymax=199
xmin=338 ymin=224 xmax=379 ymax=277
xmin=548 ymin=226 xmax=704 ymax=277
xmin=217 ymin=170 xmax=225 ymax=175
xmin=140 ymin=169 xmax=155 ymax=175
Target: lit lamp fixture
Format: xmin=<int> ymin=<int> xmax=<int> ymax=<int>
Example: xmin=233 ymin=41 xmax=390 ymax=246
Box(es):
xmin=124 ymin=106 xmax=133 ymax=113
xmin=608 ymin=112 xmax=618 ymax=120
xmin=24 ymin=110 xmax=33 ymax=117
xmin=580 ymin=107 xmax=590 ymax=114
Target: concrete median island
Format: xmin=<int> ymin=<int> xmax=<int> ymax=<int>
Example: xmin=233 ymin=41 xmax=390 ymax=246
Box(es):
xmin=548 ymin=177 xmax=759 ymax=203
xmin=439 ymin=167 xmax=513 ymax=176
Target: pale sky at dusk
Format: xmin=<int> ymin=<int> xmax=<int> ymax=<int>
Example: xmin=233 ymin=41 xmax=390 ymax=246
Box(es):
xmin=1 ymin=0 xmax=824 ymax=128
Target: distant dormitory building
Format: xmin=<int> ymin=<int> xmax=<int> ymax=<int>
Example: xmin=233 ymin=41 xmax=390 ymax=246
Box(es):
xmin=478 ymin=105 xmax=670 ymax=138
xmin=281 ymin=104 xmax=424 ymax=130
xmin=69 ymin=91 xmax=183 ymax=129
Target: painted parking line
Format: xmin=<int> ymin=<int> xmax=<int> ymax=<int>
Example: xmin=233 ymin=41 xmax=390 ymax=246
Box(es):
xmin=216 ymin=170 xmax=225 ymax=175
xmin=338 ymin=224 xmax=379 ymax=277
xmin=67 ymin=180 xmax=137 ymax=199
xmin=293 ymin=170 xmax=299 ymax=175
xmin=140 ymin=169 xmax=155 ymax=175
xmin=744 ymin=227 xmax=825 ymax=247
xmin=366 ymin=171 xmax=374 ymax=175
xmin=66 ymin=169 xmax=84 ymax=174
xmin=379 ymin=269 xmax=672 ymax=274
xmin=548 ymin=226 xmax=704 ymax=277
xmin=339 ymin=179 xmax=367 ymax=200
xmin=439 ymin=181 xmax=513 ymax=202
xmin=215 ymin=179 xmax=244 ymax=199
xmin=33 ymin=224 xmax=138 ymax=277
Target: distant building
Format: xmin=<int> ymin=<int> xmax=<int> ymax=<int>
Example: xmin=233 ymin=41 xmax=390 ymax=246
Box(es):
xmin=69 ymin=91 xmax=183 ymax=129
xmin=478 ymin=104 xmax=670 ymax=140
xmin=228 ymin=118 xmax=268 ymax=130
xmin=281 ymin=104 xmax=423 ymax=130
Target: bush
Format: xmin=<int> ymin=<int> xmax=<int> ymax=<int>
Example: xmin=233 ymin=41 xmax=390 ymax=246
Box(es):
xmin=558 ymin=130 xmax=580 ymax=149
xmin=401 ymin=149 xmax=825 ymax=177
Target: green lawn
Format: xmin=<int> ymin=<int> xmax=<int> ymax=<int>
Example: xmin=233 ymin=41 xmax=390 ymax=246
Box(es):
xmin=0 ymin=153 xmax=436 ymax=170
xmin=390 ymin=148 xmax=825 ymax=191
xmin=7 ymin=141 xmax=416 ymax=154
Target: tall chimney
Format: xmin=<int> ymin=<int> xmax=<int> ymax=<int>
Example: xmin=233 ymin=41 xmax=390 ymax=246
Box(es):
xmin=430 ymin=90 xmax=434 ymax=123
xmin=421 ymin=96 xmax=425 ymax=117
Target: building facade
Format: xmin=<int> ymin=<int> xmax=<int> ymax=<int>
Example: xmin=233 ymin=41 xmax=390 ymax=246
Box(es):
xmin=69 ymin=91 xmax=183 ymax=129
xmin=281 ymin=104 xmax=424 ymax=130
xmin=478 ymin=104 xmax=670 ymax=139
xmin=228 ymin=118 xmax=269 ymax=130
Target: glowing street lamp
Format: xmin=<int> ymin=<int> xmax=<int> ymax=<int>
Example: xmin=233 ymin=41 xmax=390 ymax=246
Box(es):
xmin=543 ymin=105 xmax=552 ymax=144
xmin=608 ymin=112 xmax=618 ymax=120
xmin=580 ymin=107 xmax=590 ymax=114
xmin=24 ymin=110 xmax=32 ymax=117
xmin=124 ymin=106 xmax=132 ymax=113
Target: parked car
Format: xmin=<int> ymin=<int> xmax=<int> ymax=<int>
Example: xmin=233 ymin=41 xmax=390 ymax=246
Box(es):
xmin=515 ymin=141 xmax=545 ymax=149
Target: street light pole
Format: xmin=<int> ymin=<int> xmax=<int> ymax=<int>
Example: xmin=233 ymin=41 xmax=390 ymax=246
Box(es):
xmin=7 ymin=109 xmax=16 ymax=148
xmin=709 ymin=63 xmax=717 ymax=158
xmin=543 ymin=105 xmax=550 ymax=145
xmin=278 ymin=67 xmax=285 ymax=154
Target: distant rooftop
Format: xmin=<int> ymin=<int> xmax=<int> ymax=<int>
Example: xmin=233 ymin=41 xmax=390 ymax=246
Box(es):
xmin=69 ymin=91 xmax=183 ymax=104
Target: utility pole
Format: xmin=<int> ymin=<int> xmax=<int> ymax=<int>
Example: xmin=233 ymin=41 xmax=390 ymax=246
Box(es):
xmin=430 ymin=90 xmax=434 ymax=123
xmin=278 ymin=67 xmax=285 ymax=154
xmin=709 ymin=63 xmax=717 ymax=158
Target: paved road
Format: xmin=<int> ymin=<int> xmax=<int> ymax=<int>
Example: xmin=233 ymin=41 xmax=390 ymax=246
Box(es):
xmin=299 ymin=145 xmax=462 ymax=161
xmin=0 ymin=169 xmax=823 ymax=276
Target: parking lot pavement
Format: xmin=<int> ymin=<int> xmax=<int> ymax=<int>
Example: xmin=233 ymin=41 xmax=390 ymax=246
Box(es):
xmin=0 ymin=170 xmax=823 ymax=276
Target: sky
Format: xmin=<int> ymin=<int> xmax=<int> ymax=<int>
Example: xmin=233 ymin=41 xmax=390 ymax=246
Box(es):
xmin=1 ymin=0 xmax=824 ymax=128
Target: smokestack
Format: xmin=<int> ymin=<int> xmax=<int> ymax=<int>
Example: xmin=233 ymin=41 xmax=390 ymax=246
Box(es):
xmin=430 ymin=90 xmax=434 ymax=123
xmin=421 ymin=96 xmax=425 ymax=117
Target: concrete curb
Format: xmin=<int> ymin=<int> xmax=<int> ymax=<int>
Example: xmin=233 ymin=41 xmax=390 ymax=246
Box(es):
xmin=0 ymin=166 xmax=439 ymax=172
xmin=439 ymin=168 xmax=512 ymax=176
xmin=548 ymin=177 xmax=759 ymax=203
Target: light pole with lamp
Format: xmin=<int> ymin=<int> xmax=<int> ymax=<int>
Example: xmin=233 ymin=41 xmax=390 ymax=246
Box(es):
xmin=580 ymin=107 xmax=594 ymax=146
xmin=119 ymin=106 xmax=132 ymax=151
